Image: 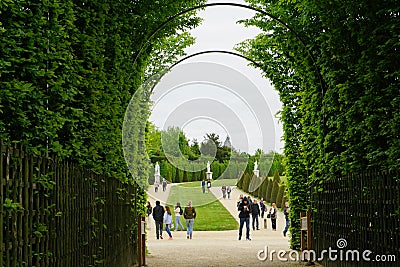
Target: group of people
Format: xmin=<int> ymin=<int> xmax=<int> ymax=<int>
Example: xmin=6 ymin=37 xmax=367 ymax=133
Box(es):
xmin=146 ymin=200 xmax=197 ymax=240
xmin=201 ymin=179 xmax=212 ymax=193
xmin=221 ymin=185 xmax=232 ymax=199
xmin=154 ymin=178 xmax=168 ymax=192
xmin=237 ymin=194 xmax=290 ymax=240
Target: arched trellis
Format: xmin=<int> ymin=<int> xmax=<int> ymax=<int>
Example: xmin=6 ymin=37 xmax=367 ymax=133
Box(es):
xmin=134 ymin=2 xmax=326 ymax=95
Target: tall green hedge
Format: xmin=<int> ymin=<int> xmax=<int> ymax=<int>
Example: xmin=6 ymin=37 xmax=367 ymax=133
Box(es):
xmin=0 ymin=0 xmax=207 ymax=262
xmin=238 ymin=0 xmax=399 ymax=249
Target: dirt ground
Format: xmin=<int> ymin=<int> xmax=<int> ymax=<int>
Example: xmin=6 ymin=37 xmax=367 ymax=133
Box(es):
xmin=146 ymin=230 xmax=311 ymax=267
xmin=146 ymin=185 xmax=319 ymax=267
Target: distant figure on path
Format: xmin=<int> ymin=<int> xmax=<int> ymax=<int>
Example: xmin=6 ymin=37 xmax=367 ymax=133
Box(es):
xmin=174 ymin=202 xmax=185 ymax=231
xmin=146 ymin=201 xmax=152 ymax=229
xmin=207 ymin=179 xmax=211 ymax=193
xmin=227 ymin=186 xmax=232 ymax=199
xmin=162 ymin=178 xmax=167 ymax=192
xmin=201 ymin=179 xmax=206 ymax=194
xmin=283 ymin=202 xmax=290 ymax=237
xmin=269 ymin=202 xmax=277 ymax=231
xmin=152 ymin=200 xmax=164 ymax=239
xmin=221 ymin=185 xmax=227 ymax=199
xmin=154 ymin=182 xmax=159 ymax=192
xmin=184 ymin=200 xmax=196 ymax=239
xmin=238 ymin=197 xmax=251 ymax=240
xmin=163 ymin=206 xmax=173 ymax=240
xmin=251 ymin=199 xmax=260 ymax=230
xmin=259 ymin=197 xmax=266 ymax=218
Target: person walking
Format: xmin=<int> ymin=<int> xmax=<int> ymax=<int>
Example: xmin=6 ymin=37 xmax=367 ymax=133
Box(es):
xmin=154 ymin=182 xmax=159 ymax=192
xmin=251 ymin=199 xmax=260 ymax=230
xmin=221 ymin=185 xmax=227 ymax=199
xmin=201 ymin=179 xmax=206 ymax=194
xmin=183 ymin=200 xmax=196 ymax=239
xmin=227 ymin=186 xmax=232 ymax=199
xmin=174 ymin=202 xmax=185 ymax=231
xmin=283 ymin=201 xmax=290 ymax=237
xmin=206 ymin=179 xmax=211 ymax=193
xmin=237 ymin=194 xmax=244 ymax=208
xmin=269 ymin=202 xmax=277 ymax=231
xmin=163 ymin=206 xmax=173 ymax=240
xmin=238 ymin=197 xmax=251 ymax=240
xmin=146 ymin=201 xmax=152 ymax=229
xmin=259 ymin=197 xmax=266 ymax=218
xmin=152 ymin=200 xmax=164 ymax=239
xmin=162 ymin=178 xmax=167 ymax=192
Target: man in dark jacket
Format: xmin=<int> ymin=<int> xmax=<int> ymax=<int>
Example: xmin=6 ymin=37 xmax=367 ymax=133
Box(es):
xmin=283 ymin=201 xmax=290 ymax=237
xmin=251 ymin=199 xmax=260 ymax=230
xmin=152 ymin=200 xmax=164 ymax=239
xmin=238 ymin=197 xmax=251 ymax=240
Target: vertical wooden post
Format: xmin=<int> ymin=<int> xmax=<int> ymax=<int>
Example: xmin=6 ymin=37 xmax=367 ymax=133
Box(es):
xmin=137 ymin=215 xmax=142 ymax=266
xmin=12 ymin=144 xmax=19 ymax=267
xmin=141 ymin=216 xmax=146 ymax=266
xmin=28 ymin=150 xmax=34 ymax=267
xmin=0 ymin=141 xmax=4 ymax=267
xmin=306 ymin=211 xmax=314 ymax=265
xmin=5 ymin=145 xmax=11 ymax=267
xmin=22 ymin=146 xmax=29 ymax=265
xmin=300 ymin=211 xmax=306 ymax=253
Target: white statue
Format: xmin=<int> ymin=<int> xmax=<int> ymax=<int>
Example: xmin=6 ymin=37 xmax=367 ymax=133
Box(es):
xmin=254 ymin=161 xmax=258 ymax=171
xmin=155 ymin=162 xmax=160 ymax=175
xmin=207 ymin=161 xmax=211 ymax=173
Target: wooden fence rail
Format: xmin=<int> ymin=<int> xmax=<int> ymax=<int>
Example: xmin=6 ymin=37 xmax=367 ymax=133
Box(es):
xmin=312 ymin=170 xmax=400 ymax=266
xmin=1 ymin=141 xmax=138 ymax=266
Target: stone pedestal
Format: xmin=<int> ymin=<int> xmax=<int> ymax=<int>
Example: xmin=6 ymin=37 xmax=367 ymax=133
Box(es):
xmin=206 ymin=172 xmax=213 ymax=180
xmin=253 ymin=170 xmax=259 ymax=178
xmin=154 ymin=174 xmax=160 ymax=185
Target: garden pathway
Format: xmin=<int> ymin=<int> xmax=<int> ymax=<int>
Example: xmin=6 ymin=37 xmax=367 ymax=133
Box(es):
xmin=146 ymin=183 xmax=314 ymax=266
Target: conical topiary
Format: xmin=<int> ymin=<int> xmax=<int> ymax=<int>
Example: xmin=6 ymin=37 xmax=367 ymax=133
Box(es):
xmin=273 ymin=169 xmax=281 ymax=183
xmin=166 ymin=171 xmax=172 ymax=183
xmin=270 ymin=180 xmax=279 ymax=204
xmin=276 ymin=184 xmax=286 ymax=208
xmin=183 ymin=170 xmax=188 ymax=182
xmin=265 ymin=178 xmax=273 ymax=203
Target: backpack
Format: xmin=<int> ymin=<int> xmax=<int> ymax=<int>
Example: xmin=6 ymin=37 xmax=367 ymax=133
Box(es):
xmin=184 ymin=207 xmax=196 ymax=219
xmin=147 ymin=206 xmax=152 ymax=215
xmin=179 ymin=207 xmax=183 ymax=215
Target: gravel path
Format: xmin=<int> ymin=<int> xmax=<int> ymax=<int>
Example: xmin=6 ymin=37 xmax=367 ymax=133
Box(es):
xmin=145 ymin=184 xmax=316 ymax=266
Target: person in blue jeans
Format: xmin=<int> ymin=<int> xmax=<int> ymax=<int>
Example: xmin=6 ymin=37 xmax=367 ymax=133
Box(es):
xmin=183 ymin=200 xmax=196 ymax=239
xmin=283 ymin=201 xmax=290 ymax=237
xmin=163 ymin=206 xmax=173 ymax=240
xmin=174 ymin=202 xmax=185 ymax=231
xmin=238 ymin=197 xmax=251 ymax=240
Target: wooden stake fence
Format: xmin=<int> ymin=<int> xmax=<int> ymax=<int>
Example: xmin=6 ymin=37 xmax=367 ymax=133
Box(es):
xmin=1 ymin=141 xmax=139 ymax=266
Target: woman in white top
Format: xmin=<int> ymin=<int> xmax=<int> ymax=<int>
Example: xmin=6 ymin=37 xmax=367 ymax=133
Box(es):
xmin=174 ymin=202 xmax=185 ymax=231
xmin=269 ymin=202 xmax=277 ymax=231
xmin=163 ymin=206 xmax=173 ymax=240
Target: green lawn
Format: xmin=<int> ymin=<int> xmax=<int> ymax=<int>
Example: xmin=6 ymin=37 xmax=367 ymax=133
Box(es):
xmin=176 ymin=178 xmax=238 ymax=188
xmin=166 ymin=182 xmax=238 ymax=231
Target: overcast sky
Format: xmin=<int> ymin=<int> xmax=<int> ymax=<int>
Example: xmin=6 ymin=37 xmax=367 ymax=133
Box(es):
xmin=149 ymin=0 xmax=284 ymax=154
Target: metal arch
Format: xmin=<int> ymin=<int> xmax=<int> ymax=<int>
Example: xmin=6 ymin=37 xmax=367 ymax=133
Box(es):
xmin=134 ymin=2 xmax=325 ymax=95
xmin=169 ymin=50 xmax=263 ymax=69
